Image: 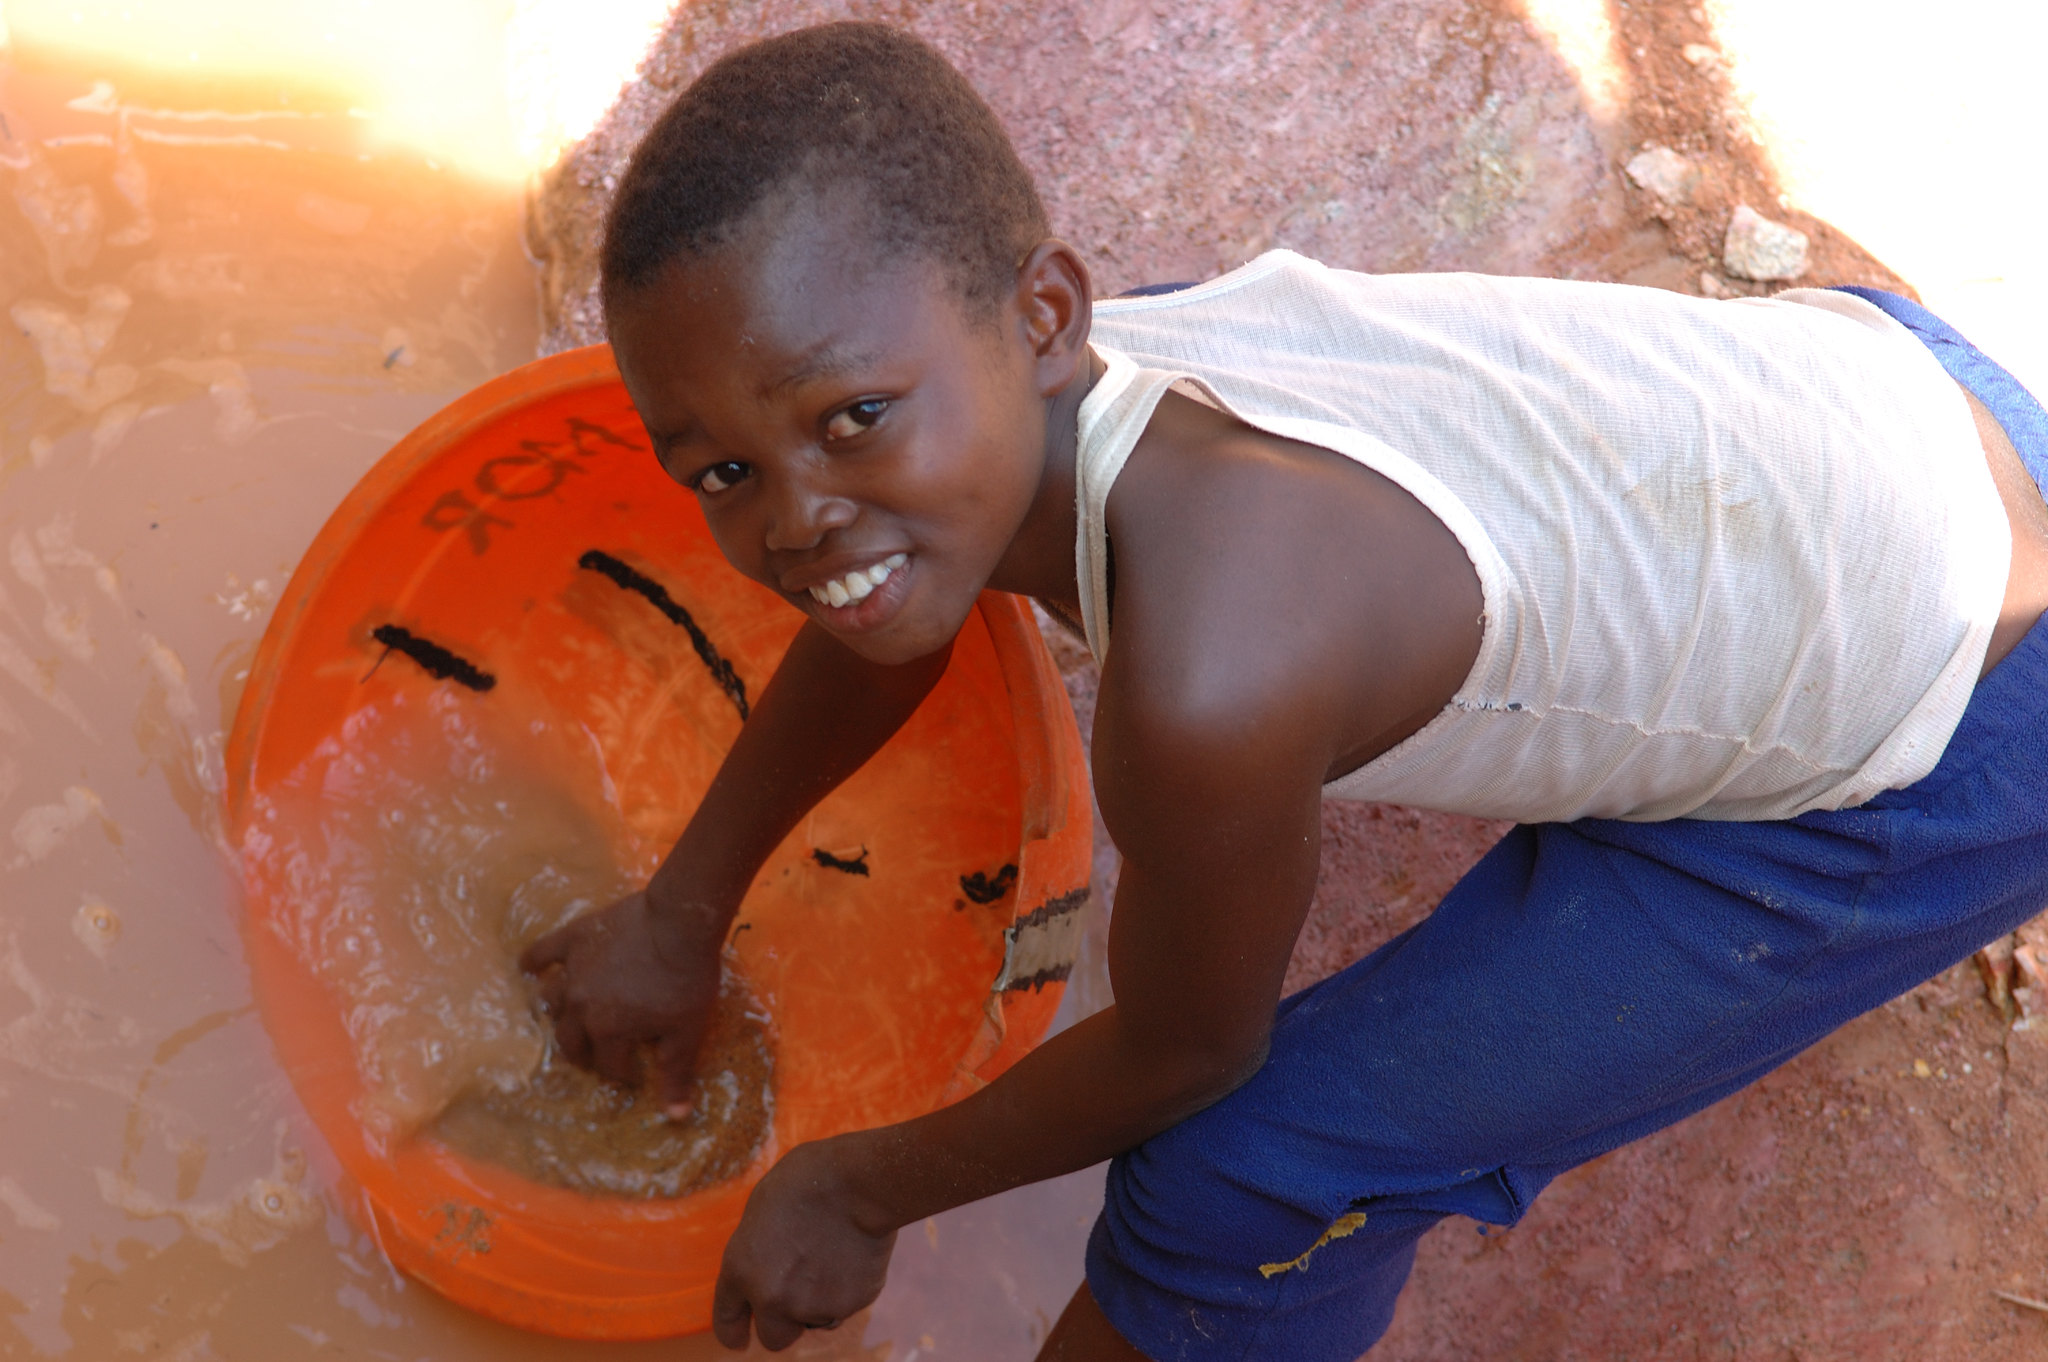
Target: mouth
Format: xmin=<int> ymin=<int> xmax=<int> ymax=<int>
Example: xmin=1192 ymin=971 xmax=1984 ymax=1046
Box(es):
xmin=803 ymin=552 xmax=907 ymax=608
xmin=796 ymin=552 xmax=911 ymax=630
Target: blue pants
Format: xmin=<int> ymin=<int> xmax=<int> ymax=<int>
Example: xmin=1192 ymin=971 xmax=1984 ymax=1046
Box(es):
xmin=1084 ymin=292 xmax=2048 ymax=1361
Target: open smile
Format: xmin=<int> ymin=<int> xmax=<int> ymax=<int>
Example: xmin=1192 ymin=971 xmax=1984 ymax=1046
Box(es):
xmin=804 ymin=551 xmax=908 ymax=607
xmin=795 ymin=551 xmax=914 ymax=633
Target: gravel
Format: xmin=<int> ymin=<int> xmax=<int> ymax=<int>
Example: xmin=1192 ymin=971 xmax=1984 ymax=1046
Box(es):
xmin=1626 ymin=145 xmax=1702 ymax=205
xmin=1722 ymin=202 xmax=1810 ymax=280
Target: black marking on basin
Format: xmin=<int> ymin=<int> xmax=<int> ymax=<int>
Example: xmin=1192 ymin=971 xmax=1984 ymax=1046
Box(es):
xmin=1012 ymin=887 xmax=1087 ymax=932
xmin=960 ymin=864 xmax=1019 ymax=905
xmin=998 ymin=887 xmax=1090 ymax=993
xmin=812 ymin=847 xmax=870 ymax=876
xmin=1006 ymin=961 xmax=1074 ymax=992
xmin=577 ymin=549 xmax=750 ymax=719
xmin=370 ymin=624 xmax=496 ymax=692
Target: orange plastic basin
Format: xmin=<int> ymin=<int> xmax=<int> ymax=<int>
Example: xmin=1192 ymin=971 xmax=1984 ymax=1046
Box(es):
xmin=223 ymin=345 xmax=1093 ymax=1339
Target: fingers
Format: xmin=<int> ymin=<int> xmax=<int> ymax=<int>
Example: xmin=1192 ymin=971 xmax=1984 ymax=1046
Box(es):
xmin=752 ymin=1311 xmax=808 ymax=1351
xmin=553 ymin=1012 xmax=594 ymax=1070
xmin=711 ymin=1269 xmax=753 ymax=1350
xmin=531 ymin=962 xmax=567 ymax=1019
xmin=517 ymin=923 xmax=573 ymax=976
xmin=711 ymin=1261 xmax=823 ymax=1352
xmin=652 ymin=1032 xmax=701 ymax=1118
xmin=590 ymin=1034 xmax=640 ymax=1088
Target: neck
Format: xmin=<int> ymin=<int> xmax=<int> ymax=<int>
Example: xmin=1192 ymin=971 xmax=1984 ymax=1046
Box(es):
xmin=987 ymin=347 xmax=1104 ymax=611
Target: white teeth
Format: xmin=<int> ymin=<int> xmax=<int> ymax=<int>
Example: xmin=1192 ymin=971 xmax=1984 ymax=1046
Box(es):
xmin=807 ymin=554 xmax=908 ymax=609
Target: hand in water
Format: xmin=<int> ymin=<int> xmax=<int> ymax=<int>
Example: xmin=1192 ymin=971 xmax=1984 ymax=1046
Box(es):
xmin=518 ymin=892 xmax=723 ymax=1116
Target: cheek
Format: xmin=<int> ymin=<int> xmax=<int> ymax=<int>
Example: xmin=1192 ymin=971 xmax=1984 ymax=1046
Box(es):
xmin=952 ymin=436 xmax=1045 ymax=538
xmin=919 ymin=414 xmax=1038 ymax=515
xmin=703 ymin=511 xmax=774 ymax=587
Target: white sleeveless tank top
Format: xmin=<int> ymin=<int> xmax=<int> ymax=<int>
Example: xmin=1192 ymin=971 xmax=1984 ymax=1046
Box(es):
xmin=1076 ymin=250 xmax=2008 ymax=823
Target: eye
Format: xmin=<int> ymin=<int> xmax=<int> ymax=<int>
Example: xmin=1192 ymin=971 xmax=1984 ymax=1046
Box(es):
xmin=824 ymin=398 xmax=889 ymax=442
xmin=692 ymin=461 xmax=751 ymax=494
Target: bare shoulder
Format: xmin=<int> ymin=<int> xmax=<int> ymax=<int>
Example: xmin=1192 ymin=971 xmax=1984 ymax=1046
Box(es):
xmin=1097 ymin=387 xmax=1484 ymax=788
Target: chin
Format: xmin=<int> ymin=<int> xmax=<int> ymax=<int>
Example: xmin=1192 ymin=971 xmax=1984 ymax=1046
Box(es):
xmin=842 ymin=599 xmax=973 ymax=667
xmin=844 ymin=627 xmax=953 ymax=669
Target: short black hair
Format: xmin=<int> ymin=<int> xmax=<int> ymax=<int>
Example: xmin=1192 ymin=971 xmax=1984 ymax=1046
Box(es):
xmin=601 ymin=22 xmax=1050 ymax=317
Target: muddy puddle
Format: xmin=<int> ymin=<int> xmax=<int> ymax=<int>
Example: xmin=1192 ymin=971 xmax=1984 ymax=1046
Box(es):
xmin=0 ymin=41 xmax=1101 ymax=1362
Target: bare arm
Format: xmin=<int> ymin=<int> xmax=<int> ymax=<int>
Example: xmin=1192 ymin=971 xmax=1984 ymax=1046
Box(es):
xmin=522 ymin=620 xmax=952 ymax=1107
xmin=842 ymin=689 xmax=1328 ymax=1208
xmin=709 ymin=670 xmax=1332 ymax=1345
xmin=646 ymin=619 xmax=953 ymax=930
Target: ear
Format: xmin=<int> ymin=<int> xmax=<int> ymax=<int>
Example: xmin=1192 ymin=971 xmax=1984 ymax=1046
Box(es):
xmin=1011 ymin=239 xmax=1094 ymax=400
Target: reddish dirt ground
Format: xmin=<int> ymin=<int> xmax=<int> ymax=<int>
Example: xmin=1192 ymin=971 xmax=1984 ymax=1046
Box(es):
xmin=533 ymin=3 xmax=2048 ymax=1355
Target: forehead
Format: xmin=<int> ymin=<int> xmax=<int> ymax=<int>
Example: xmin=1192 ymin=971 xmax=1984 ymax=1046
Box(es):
xmin=609 ymin=189 xmax=977 ymax=399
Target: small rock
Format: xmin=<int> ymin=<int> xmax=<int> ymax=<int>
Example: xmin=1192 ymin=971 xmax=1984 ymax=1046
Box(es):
xmin=72 ymin=897 xmax=120 ymax=960
xmin=1681 ymin=43 xmax=1721 ymax=69
xmin=1625 ymin=146 xmax=1700 ymax=206
xmin=1698 ymin=271 xmax=1736 ymax=300
xmin=1722 ymin=204 xmax=1809 ymax=281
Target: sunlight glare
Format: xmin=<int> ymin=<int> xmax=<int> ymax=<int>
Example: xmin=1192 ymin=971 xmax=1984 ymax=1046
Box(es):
xmin=1707 ymin=0 xmax=2048 ymax=392
xmin=1 ymin=0 xmax=674 ymax=180
xmin=508 ymin=0 xmax=673 ymax=174
xmin=1520 ymin=0 xmax=1629 ymax=123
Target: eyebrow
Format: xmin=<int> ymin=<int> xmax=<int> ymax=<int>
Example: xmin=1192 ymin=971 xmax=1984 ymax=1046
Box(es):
xmin=764 ymin=340 xmax=888 ymax=398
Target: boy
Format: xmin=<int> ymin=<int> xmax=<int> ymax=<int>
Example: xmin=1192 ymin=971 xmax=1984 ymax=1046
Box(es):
xmin=519 ymin=21 xmax=2048 ymax=1360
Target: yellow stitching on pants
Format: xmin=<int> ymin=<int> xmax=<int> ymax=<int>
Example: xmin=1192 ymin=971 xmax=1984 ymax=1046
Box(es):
xmin=1257 ymin=1211 xmax=1368 ymax=1278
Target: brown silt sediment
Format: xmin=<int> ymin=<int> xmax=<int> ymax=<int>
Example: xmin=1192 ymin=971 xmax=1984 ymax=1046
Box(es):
xmin=252 ymin=684 xmax=777 ymax=1199
xmin=429 ymin=969 xmax=773 ymax=1201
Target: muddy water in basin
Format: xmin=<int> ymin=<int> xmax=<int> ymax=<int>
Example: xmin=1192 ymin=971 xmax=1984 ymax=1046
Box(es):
xmin=241 ymin=686 xmax=775 ymax=1196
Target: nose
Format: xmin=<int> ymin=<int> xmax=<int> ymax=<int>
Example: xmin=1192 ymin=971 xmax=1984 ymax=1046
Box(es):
xmin=762 ymin=472 xmax=857 ymax=553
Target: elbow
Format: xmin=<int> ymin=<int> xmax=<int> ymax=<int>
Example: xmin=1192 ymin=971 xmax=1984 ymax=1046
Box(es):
xmin=1150 ymin=1035 xmax=1271 ymax=1123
